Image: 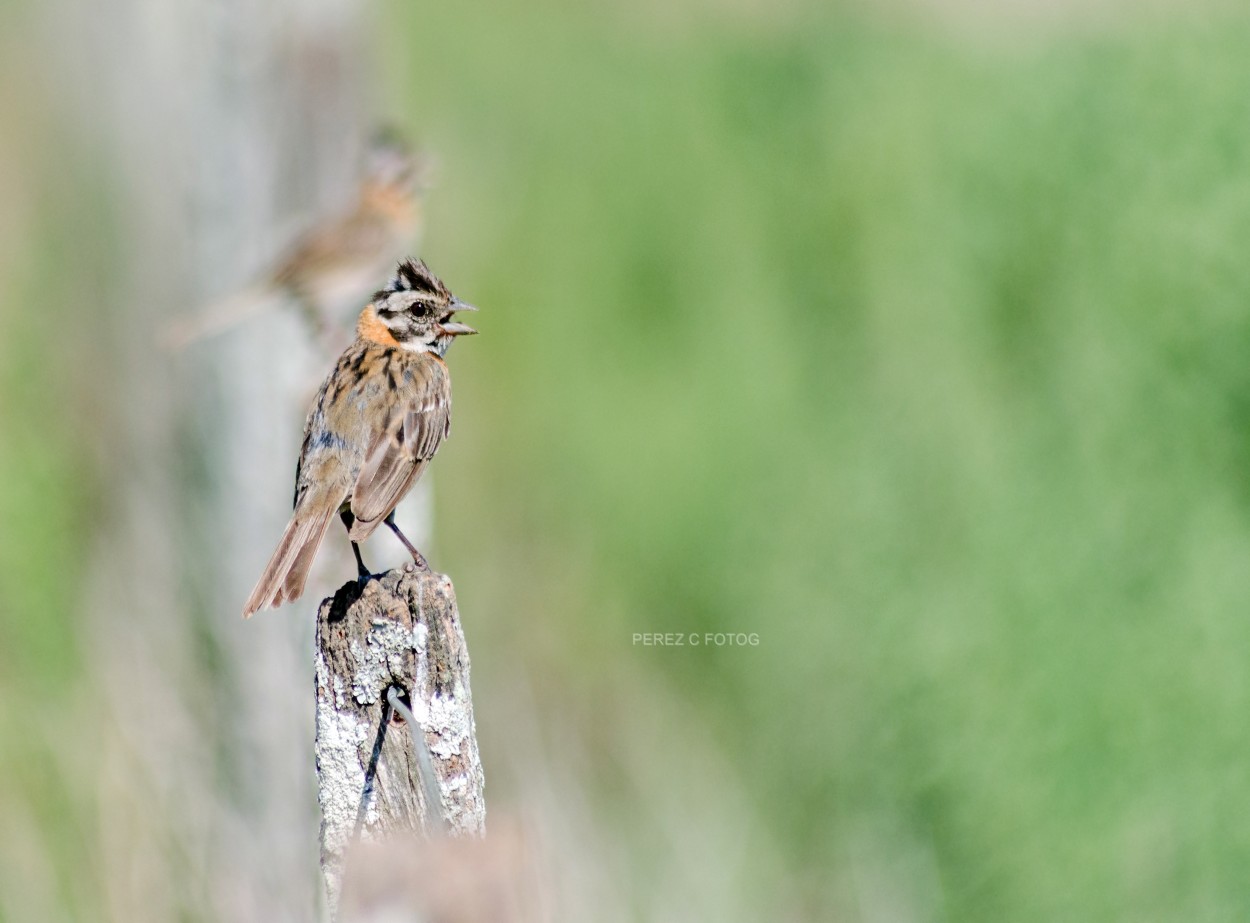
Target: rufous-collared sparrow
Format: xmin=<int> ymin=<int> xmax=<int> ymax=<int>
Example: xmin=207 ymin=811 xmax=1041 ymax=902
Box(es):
xmin=242 ymin=258 xmax=476 ymax=618
xmin=164 ymin=129 xmax=429 ymax=352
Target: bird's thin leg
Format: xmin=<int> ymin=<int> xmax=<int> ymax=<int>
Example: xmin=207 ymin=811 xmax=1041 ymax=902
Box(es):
xmin=340 ymin=509 xmax=370 ymax=578
xmin=384 ymin=512 xmax=429 ymax=570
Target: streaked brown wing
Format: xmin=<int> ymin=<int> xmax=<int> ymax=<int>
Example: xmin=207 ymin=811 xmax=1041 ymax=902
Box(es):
xmin=271 ymin=207 xmax=393 ymax=287
xmin=349 ymin=357 xmax=451 ymax=531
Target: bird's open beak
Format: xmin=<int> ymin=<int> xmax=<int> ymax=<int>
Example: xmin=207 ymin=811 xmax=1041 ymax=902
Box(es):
xmin=438 ymin=321 xmax=478 ymax=337
xmin=439 ymin=297 xmax=478 ymax=336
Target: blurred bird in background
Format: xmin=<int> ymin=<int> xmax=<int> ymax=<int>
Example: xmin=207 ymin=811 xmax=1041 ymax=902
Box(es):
xmin=162 ymin=127 xmax=430 ymax=353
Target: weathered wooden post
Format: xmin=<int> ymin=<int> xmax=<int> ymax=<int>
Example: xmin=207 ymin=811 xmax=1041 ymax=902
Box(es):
xmin=315 ymin=564 xmax=486 ymax=916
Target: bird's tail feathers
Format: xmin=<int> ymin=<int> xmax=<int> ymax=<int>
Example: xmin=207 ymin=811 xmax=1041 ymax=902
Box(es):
xmin=160 ymin=284 xmax=283 ymax=352
xmin=241 ymin=504 xmax=337 ymax=618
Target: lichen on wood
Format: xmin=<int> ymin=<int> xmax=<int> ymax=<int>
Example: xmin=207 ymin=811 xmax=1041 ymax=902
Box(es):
xmin=314 ymin=565 xmax=485 ymax=914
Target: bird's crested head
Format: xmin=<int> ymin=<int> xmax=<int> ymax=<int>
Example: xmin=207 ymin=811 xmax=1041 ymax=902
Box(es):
xmin=361 ymin=258 xmax=477 ymax=354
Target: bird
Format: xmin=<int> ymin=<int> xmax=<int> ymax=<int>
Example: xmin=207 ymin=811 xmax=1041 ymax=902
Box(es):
xmin=242 ymin=258 xmax=477 ymax=618
xmin=163 ymin=128 xmax=430 ymax=352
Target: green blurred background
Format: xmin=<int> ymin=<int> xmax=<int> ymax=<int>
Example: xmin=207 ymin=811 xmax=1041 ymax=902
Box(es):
xmin=6 ymin=0 xmax=1250 ymax=919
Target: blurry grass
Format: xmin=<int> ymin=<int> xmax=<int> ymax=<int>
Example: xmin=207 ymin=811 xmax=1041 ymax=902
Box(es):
xmin=0 ymin=93 xmax=114 ymax=918
xmin=378 ymin=3 xmax=1250 ymax=919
